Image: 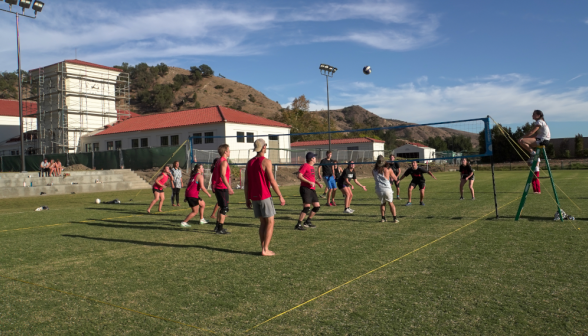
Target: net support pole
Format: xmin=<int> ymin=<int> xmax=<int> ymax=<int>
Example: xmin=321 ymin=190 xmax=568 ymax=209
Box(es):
xmin=491 ymin=153 xmax=499 ymax=219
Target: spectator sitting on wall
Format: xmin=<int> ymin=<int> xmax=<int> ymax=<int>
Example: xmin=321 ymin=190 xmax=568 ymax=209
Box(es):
xmin=39 ymin=159 xmax=49 ymax=177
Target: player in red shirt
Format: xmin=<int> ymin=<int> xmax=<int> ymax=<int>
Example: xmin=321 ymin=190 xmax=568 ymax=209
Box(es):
xmin=244 ymin=139 xmax=286 ymax=256
xmin=211 ymin=144 xmax=234 ymax=234
xmin=295 ymin=152 xmax=323 ymax=230
xmin=147 ymin=166 xmax=171 ymax=213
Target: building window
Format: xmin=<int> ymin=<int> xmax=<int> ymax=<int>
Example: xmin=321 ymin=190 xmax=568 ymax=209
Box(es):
xmin=247 ymin=132 xmax=254 ymax=143
xmin=193 ymin=133 xmax=202 ymax=145
xmin=141 ymin=138 xmax=149 ymax=148
xmin=171 ymin=135 xmax=179 ymax=146
xmin=115 ymin=140 xmax=122 ymax=150
xmin=205 ymin=132 xmax=214 ymax=144
xmin=107 ymin=141 xmax=114 ymax=151
xmin=131 ymin=139 xmax=139 ymax=148
xmin=269 ymin=135 xmax=279 ymax=141
xmin=237 ymin=132 xmax=245 ymax=143
xmin=161 ymin=136 xmax=169 ymax=147
xmin=347 ymin=146 xmax=359 ymax=150
xmin=93 ymin=143 xmax=99 ymax=152
xmin=85 ymin=143 xmax=92 ymax=152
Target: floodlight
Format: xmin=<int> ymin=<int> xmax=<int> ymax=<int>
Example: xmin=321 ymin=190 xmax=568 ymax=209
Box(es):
xmin=319 ymin=64 xmax=327 ymax=70
xmin=5 ymin=0 xmax=19 ymax=6
xmin=19 ymin=0 xmax=32 ymax=9
xmin=32 ymin=0 xmax=43 ymax=13
xmin=332 ymin=67 xmax=338 ymax=73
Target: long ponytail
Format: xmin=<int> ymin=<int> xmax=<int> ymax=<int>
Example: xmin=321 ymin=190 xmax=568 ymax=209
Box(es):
xmin=533 ymin=110 xmax=545 ymax=121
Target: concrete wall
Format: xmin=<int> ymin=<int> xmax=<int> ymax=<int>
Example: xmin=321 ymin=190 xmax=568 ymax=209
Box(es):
xmin=550 ymin=137 xmax=588 ymax=157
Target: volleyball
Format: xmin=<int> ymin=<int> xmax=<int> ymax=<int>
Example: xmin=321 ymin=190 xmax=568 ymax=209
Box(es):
xmin=96 ymin=199 xmax=101 ymax=204
xmin=363 ymin=66 xmax=371 ymax=75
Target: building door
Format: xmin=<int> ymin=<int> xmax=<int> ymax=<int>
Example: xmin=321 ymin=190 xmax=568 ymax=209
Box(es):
xmin=269 ymin=136 xmax=279 ymax=163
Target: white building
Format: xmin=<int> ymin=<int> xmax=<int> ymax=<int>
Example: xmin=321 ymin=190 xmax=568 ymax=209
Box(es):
xmin=291 ymin=137 xmax=385 ymax=162
xmin=29 ymin=60 xmax=130 ymax=154
xmin=393 ymin=142 xmax=436 ymax=162
xmin=0 ymin=99 xmax=38 ymax=156
xmin=80 ymin=105 xmax=292 ymax=163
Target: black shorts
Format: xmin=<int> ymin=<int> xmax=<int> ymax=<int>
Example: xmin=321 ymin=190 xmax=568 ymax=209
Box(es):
xmin=392 ymin=179 xmax=400 ymax=187
xmin=337 ymin=182 xmax=347 ymax=190
xmin=187 ymin=197 xmax=202 ymax=208
xmin=152 ymin=187 xmax=164 ymax=194
xmin=409 ymin=181 xmax=426 ymax=190
xmin=536 ymin=138 xmax=550 ymax=146
xmin=214 ymin=189 xmax=229 ymax=209
xmin=461 ymin=174 xmax=475 ymax=181
xmin=300 ymin=186 xmax=319 ymax=204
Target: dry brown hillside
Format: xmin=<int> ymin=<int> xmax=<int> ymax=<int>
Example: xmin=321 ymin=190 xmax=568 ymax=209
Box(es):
xmin=313 ymin=105 xmax=479 ymax=146
xmin=133 ymin=67 xmax=282 ymax=118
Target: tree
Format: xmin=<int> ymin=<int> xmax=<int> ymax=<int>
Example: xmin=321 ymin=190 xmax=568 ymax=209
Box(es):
xmin=446 ymin=134 xmax=473 ymax=152
xmin=172 ymin=74 xmax=188 ymax=91
xmin=478 ymin=124 xmax=520 ymax=163
xmin=425 ymin=136 xmax=448 ymax=151
xmin=574 ymin=134 xmax=584 ymax=157
xmin=199 ymin=64 xmax=214 ymax=77
xmin=290 ymin=94 xmax=310 ymax=111
xmin=150 ymin=84 xmax=174 ymax=110
xmin=190 ymin=66 xmax=203 ymax=82
xmin=559 ymin=139 xmax=569 ymax=158
xmin=152 ymin=63 xmax=169 ymax=77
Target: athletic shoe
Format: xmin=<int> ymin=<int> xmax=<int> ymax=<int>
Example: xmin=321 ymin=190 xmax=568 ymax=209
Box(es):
xmin=344 ymin=208 xmax=353 ymax=213
xmin=304 ymin=221 xmax=316 ymax=228
xmin=420 ymin=202 xmax=425 ymax=206
xmin=460 ymin=197 xmax=464 ymax=200
xmin=472 ymin=197 xmax=475 ymax=200
xmin=319 ymin=193 xmax=327 ymax=198
xmin=405 ymin=202 xmax=412 ymax=206
xmin=381 ymin=218 xmax=387 ymax=223
xmin=349 ymin=208 xmax=355 ymax=213
xmin=325 ymin=203 xmax=332 ymax=207
xmin=330 ymin=201 xmax=336 ymax=206
xmin=393 ymin=219 xmax=400 ymax=223
xmin=214 ymin=224 xmax=219 ymax=233
xmin=199 ymin=218 xmax=208 ymax=224
xmin=215 ymin=228 xmax=230 ymax=235
xmin=397 ymin=196 xmax=401 ymax=200
xmin=180 ymin=222 xmax=191 ymax=228
xmin=295 ymin=224 xmax=307 ymax=231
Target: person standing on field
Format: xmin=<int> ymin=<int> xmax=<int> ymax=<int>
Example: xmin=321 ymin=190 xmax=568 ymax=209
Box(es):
xmin=319 ymin=151 xmax=337 ymax=206
xmin=244 ymin=139 xmax=286 ymax=256
xmin=181 ymin=164 xmax=212 ymax=227
xmin=211 ymin=144 xmax=234 ymax=234
xmin=147 ymin=166 xmax=171 ymax=213
xmin=388 ymin=155 xmax=402 ymax=200
xmin=295 ymin=152 xmax=323 ymax=230
xmin=373 ymin=156 xmax=399 ymax=223
xmin=337 ymin=161 xmax=367 ymax=213
xmin=399 ymin=161 xmax=436 ymax=206
xmin=170 ymin=161 xmax=183 ymax=206
xmin=458 ymin=158 xmax=475 ymax=200
xmin=532 ymin=158 xmax=541 ymax=194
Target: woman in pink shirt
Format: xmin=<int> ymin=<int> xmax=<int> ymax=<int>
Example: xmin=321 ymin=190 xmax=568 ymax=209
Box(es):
xmin=180 ymin=164 xmax=212 ymax=227
xmin=147 ymin=166 xmax=171 ymax=213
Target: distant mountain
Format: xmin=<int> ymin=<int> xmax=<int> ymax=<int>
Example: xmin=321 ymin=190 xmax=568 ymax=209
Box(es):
xmin=312 ymin=105 xmax=479 ymax=147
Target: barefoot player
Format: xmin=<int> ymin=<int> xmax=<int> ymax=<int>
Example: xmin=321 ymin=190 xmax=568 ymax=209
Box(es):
xmin=295 ymin=152 xmax=322 ymax=230
xmin=244 ymin=139 xmax=286 ymax=256
xmin=398 ymin=161 xmax=436 ymax=206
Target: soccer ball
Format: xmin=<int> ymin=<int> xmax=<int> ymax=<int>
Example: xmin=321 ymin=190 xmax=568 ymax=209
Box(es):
xmin=96 ymin=199 xmax=101 ymax=204
xmin=363 ymin=66 xmax=371 ymax=75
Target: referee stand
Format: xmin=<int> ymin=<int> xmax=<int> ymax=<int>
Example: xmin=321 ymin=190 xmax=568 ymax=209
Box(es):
xmin=515 ymin=145 xmax=564 ymax=222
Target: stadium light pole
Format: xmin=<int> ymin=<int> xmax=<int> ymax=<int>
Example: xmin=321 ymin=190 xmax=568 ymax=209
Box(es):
xmin=319 ymin=64 xmax=337 ymax=151
xmin=0 ymin=0 xmax=45 ymax=172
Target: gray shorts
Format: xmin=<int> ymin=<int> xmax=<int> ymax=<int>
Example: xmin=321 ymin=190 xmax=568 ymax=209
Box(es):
xmin=253 ymin=198 xmax=276 ymax=219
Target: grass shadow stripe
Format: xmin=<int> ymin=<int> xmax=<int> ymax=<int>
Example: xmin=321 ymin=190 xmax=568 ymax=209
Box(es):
xmin=244 ymin=196 xmax=522 ymax=333
xmin=0 ymin=273 xmax=215 ymax=334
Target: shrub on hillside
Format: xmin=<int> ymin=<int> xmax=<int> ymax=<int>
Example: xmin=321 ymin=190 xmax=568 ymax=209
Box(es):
xmin=190 ymin=66 xmax=203 ymax=82
xmin=199 ymin=64 xmax=214 ymax=77
xmin=248 ymin=94 xmax=256 ymax=103
xmin=215 ymin=85 xmax=224 ymax=89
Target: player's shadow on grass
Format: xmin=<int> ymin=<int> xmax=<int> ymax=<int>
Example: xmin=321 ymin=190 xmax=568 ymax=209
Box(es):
xmin=75 ymin=220 xmax=215 ymax=233
xmin=62 ymin=234 xmax=260 ymax=255
xmin=498 ymin=215 xmax=554 ymax=221
xmin=85 ymin=207 xmax=148 ymax=215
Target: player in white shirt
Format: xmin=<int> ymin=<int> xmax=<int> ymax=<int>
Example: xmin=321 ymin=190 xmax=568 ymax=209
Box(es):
xmin=518 ymin=110 xmax=551 ymax=162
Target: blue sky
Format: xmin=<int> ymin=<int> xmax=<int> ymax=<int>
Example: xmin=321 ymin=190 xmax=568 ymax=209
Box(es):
xmin=1 ymin=0 xmax=587 ymax=138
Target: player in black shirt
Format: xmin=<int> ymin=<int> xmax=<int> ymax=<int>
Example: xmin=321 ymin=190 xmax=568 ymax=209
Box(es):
xmin=398 ymin=160 xmax=436 ymax=206
xmin=388 ymin=155 xmax=402 ymax=200
xmin=337 ymin=161 xmax=367 ymax=213
xmin=458 ymin=158 xmax=475 ymax=200
xmin=319 ymin=151 xmax=336 ymax=205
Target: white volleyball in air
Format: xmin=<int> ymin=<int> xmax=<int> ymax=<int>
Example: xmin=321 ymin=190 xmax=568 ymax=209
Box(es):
xmin=363 ymin=65 xmax=371 ymax=75
xmin=96 ymin=199 xmax=101 ymax=204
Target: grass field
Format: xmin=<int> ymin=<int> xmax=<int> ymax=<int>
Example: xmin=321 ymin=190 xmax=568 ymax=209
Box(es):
xmin=1 ymin=170 xmax=587 ymax=335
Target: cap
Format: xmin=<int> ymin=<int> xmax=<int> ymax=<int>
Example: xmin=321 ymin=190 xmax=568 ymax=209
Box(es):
xmin=253 ymin=139 xmax=266 ymax=152
xmin=376 ymin=155 xmax=386 ymax=167
xmin=306 ymin=152 xmax=316 ymax=161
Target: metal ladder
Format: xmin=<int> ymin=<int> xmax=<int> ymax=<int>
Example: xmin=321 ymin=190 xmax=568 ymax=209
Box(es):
xmin=514 ymin=146 xmax=563 ymax=221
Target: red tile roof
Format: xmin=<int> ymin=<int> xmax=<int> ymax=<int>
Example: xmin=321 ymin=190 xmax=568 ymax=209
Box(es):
xmin=94 ymin=106 xmax=290 ymax=136
xmin=407 ymin=142 xmax=429 ymax=148
xmin=0 ymin=99 xmax=37 ymax=117
xmin=117 ymin=110 xmax=141 ymax=121
xmin=29 ymin=59 xmax=123 ymax=73
xmin=291 ymin=137 xmax=385 ymax=147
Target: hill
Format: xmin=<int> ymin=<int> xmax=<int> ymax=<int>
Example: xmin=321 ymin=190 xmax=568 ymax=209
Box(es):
xmin=312 ymin=105 xmax=479 ymax=147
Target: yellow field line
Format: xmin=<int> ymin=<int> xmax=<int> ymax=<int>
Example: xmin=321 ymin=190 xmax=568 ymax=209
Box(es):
xmin=0 ymin=273 xmax=215 ymax=334
xmin=244 ymin=197 xmax=522 ymax=333
xmin=0 ymin=209 xmax=186 ymax=233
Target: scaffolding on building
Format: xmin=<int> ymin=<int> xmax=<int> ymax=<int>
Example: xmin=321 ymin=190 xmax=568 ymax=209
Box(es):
xmin=28 ymin=61 xmax=130 ymax=154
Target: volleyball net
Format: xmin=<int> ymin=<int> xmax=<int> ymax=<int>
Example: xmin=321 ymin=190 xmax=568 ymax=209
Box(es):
xmin=189 ymin=117 xmax=493 ymax=168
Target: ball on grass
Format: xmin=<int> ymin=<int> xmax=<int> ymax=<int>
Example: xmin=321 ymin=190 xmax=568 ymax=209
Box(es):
xmin=96 ymin=199 xmax=101 ymax=204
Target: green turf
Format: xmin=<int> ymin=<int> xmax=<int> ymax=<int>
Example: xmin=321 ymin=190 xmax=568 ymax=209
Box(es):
xmin=1 ymin=170 xmax=587 ymax=335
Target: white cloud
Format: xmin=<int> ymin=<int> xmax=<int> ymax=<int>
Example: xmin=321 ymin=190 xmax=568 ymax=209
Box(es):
xmin=328 ymin=75 xmax=588 ymax=123
xmin=0 ymin=0 xmax=440 ymax=70
xmin=568 ymin=74 xmax=585 ymax=82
